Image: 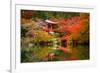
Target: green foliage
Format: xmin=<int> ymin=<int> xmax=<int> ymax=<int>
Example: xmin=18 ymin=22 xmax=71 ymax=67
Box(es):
xmin=33 ymin=30 xmax=55 ymax=43
xmin=77 ymin=45 xmax=89 ymax=60
xmin=21 ymin=26 xmax=27 ymax=37
xmin=32 ymin=11 xmax=80 ymax=20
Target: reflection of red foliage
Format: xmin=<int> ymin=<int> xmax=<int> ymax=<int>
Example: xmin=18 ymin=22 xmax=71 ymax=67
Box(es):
xmin=58 ymin=46 xmax=71 ymax=53
xmin=67 ymin=57 xmax=78 ymax=60
xmin=69 ymin=48 xmax=79 ymax=60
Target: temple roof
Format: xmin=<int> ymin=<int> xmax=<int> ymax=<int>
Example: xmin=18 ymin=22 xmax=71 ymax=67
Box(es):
xmin=45 ymin=19 xmax=58 ymax=24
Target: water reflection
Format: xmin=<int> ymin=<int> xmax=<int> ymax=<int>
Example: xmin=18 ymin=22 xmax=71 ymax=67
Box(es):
xmin=21 ymin=40 xmax=89 ymax=62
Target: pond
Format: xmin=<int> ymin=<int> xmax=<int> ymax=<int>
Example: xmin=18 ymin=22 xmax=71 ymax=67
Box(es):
xmin=21 ymin=41 xmax=89 ymax=62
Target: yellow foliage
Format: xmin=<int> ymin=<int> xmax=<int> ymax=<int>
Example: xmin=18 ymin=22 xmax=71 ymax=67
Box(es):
xmin=34 ymin=30 xmax=54 ymax=42
xmin=34 ymin=48 xmax=53 ymax=59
